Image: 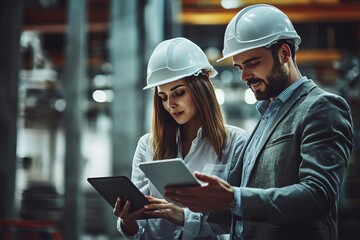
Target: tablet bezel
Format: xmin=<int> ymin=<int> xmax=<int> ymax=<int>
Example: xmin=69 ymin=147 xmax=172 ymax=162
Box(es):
xmin=139 ymin=158 xmax=201 ymax=198
xmin=87 ymin=176 xmax=151 ymax=219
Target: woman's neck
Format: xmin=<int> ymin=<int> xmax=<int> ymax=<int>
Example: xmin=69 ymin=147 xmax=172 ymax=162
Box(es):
xmin=180 ymin=117 xmax=201 ymax=158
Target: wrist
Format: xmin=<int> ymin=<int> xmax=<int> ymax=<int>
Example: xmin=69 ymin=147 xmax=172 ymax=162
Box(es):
xmin=121 ymin=219 xmax=138 ymax=236
xmin=229 ymin=196 xmax=236 ymax=211
xmin=228 ymin=187 xmax=236 ymax=211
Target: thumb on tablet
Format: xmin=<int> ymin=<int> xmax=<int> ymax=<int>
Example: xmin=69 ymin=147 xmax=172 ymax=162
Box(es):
xmin=194 ymin=171 xmax=219 ymax=184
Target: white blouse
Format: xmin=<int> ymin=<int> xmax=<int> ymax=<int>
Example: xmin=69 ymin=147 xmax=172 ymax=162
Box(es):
xmin=117 ymin=125 xmax=248 ymax=240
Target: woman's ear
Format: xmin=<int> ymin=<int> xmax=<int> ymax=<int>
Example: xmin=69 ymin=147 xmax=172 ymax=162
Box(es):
xmin=203 ymin=69 xmax=210 ymax=78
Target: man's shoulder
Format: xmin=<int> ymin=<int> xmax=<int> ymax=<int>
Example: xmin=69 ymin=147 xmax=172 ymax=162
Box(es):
xmin=307 ymin=84 xmax=348 ymax=105
xmin=298 ymin=80 xmax=347 ymax=104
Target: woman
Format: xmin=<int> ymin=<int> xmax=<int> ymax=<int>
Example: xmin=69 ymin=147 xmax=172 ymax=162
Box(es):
xmin=114 ymin=37 xmax=248 ymax=239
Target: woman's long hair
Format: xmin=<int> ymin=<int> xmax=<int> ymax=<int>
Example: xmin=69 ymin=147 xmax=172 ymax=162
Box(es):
xmin=151 ymin=72 xmax=227 ymax=160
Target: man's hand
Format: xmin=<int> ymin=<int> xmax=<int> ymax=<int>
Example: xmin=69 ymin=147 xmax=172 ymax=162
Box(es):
xmin=164 ymin=172 xmax=234 ymax=212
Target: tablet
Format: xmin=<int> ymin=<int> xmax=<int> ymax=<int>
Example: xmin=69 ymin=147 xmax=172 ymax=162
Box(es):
xmin=139 ymin=158 xmax=201 ymax=198
xmin=87 ymin=176 xmax=151 ymax=219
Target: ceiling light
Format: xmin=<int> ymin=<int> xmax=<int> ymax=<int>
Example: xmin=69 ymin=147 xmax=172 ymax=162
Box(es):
xmin=221 ymin=0 xmax=242 ymax=9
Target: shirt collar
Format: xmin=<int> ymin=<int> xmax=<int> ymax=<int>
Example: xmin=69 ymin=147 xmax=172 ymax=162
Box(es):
xmin=176 ymin=126 xmax=204 ymax=144
xmin=256 ymin=76 xmax=308 ymax=115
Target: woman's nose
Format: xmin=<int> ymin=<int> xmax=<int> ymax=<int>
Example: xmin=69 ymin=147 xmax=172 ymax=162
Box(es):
xmin=166 ymin=98 xmax=176 ymax=109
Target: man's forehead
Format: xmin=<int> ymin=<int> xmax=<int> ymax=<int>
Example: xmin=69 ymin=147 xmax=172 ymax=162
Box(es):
xmin=232 ymin=47 xmax=269 ymax=65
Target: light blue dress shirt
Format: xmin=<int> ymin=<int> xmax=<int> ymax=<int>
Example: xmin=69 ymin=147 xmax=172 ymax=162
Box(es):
xmin=231 ymin=77 xmax=309 ymax=239
xmin=117 ymin=125 xmax=248 ymax=240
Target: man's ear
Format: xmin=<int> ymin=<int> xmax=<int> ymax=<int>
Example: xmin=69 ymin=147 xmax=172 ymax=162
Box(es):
xmin=279 ymin=44 xmax=291 ymax=63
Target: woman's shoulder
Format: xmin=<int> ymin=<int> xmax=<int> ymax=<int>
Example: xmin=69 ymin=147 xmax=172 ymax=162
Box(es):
xmin=137 ymin=132 xmax=153 ymax=146
xmin=225 ymin=124 xmax=249 ymax=146
xmin=225 ymin=124 xmax=247 ymax=135
xmin=134 ymin=132 xmax=154 ymax=159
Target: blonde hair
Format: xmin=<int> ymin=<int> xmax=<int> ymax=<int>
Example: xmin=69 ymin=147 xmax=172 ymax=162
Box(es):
xmin=151 ymin=72 xmax=227 ymax=160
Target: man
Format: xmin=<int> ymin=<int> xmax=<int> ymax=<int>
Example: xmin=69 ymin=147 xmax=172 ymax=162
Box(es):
xmin=165 ymin=4 xmax=354 ymax=240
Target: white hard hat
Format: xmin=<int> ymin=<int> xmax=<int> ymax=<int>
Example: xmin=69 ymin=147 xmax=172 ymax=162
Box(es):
xmin=217 ymin=4 xmax=301 ymax=62
xmin=144 ymin=37 xmax=217 ymax=89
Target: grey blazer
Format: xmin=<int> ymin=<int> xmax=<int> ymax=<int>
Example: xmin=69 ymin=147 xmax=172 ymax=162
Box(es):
xmin=227 ymin=79 xmax=354 ymax=240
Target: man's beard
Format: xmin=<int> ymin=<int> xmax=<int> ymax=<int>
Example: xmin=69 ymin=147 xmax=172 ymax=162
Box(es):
xmin=249 ymin=58 xmax=289 ymax=100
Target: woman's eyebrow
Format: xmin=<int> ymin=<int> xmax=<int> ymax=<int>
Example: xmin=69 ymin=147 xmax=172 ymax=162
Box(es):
xmin=158 ymin=84 xmax=186 ymax=95
xmin=170 ymin=84 xmax=186 ymax=91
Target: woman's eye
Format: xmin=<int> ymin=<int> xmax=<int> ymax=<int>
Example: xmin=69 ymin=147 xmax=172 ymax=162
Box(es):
xmin=175 ymin=90 xmax=185 ymax=97
xmin=159 ymin=96 xmax=167 ymax=102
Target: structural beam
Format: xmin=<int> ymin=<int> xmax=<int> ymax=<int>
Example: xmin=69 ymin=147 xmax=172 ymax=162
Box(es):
xmin=63 ymin=0 xmax=87 ymax=239
xmin=0 ymin=0 xmax=23 ymax=219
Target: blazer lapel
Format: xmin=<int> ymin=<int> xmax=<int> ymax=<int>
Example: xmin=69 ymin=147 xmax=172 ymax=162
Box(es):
xmin=243 ymin=80 xmax=317 ymax=186
xmin=228 ymin=119 xmax=260 ymax=186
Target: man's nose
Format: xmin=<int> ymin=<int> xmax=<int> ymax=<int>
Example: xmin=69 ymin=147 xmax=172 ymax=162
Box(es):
xmin=241 ymin=69 xmax=253 ymax=82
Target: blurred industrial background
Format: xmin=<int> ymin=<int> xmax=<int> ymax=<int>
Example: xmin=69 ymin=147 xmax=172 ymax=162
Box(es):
xmin=0 ymin=0 xmax=359 ymax=239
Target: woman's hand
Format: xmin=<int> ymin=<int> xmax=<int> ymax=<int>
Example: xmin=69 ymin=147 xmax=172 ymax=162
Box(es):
xmin=113 ymin=197 xmax=145 ymax=235
xmin=144 ymin=196 xmax=185 ymax=226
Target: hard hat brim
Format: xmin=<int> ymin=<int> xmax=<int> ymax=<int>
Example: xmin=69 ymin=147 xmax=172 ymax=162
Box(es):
xmin=144 ymin=66 xmax=218 ymax=90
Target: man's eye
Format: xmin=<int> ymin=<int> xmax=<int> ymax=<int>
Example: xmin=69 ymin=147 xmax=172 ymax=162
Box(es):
xmin=235 ymin=67 xmax=243 ymax=75
xmin=247 ymin=61 xmax=259 ymax=68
